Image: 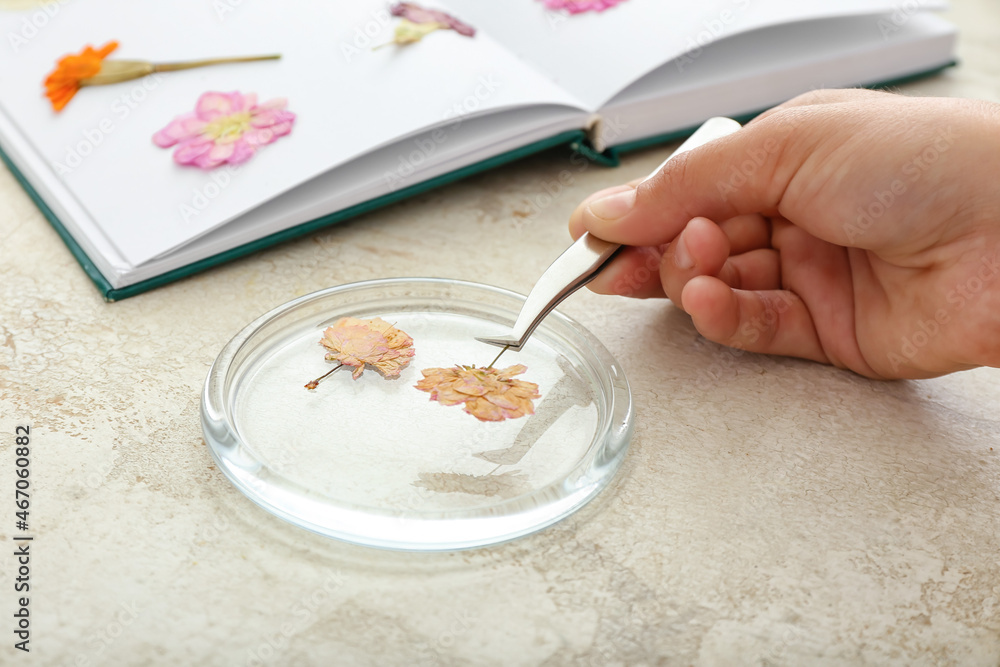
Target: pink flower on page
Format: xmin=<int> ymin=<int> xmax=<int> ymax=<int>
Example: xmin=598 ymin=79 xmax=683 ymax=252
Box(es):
xmin=152 ymin=91 xmax=295 ymax=170
xmin=390 ymin=2 xmax=476 ymax=37
xmin=540 ymin=0 xmax=628 ymax=14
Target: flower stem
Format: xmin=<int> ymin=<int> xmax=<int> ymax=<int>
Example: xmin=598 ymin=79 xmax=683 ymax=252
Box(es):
xmin=304 ymin=363 xmax=345 ymax=390
xmin=153 ymin=54 xmax=282 ymax=73
xmin=487 ymin=345 xmax=510 ymax=369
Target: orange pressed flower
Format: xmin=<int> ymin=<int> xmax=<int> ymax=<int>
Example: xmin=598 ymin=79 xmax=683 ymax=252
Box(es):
xmin=415 ymin=364 xmax=540 ymax=422
xmin=44 ymin=40 xmax=118 ymax=112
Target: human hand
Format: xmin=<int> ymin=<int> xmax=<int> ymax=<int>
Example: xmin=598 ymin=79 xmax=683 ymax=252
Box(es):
xmin=568 ymin=89 xmax=1000 ymax=379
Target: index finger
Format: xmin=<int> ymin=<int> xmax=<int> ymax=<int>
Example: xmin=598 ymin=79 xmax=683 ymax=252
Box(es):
xmin=567 ymin=110 xmax=817 ymax=248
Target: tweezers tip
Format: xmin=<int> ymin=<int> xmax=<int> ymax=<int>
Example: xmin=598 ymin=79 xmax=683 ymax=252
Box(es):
xmin=475 ymin=336 xmax=523 ymax=351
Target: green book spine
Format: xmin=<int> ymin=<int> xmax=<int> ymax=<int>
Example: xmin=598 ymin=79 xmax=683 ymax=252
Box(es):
xmin=1 ymin=60 xmax=956 ymax=301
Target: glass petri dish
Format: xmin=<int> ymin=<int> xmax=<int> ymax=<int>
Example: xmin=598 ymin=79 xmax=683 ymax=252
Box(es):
xmin=201 ymin=278 xmax=633 ymax=551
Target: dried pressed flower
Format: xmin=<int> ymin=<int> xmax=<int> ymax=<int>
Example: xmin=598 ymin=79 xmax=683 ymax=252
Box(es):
xmin=415 ymin=364 xmax=540 ymax=422
xmin=540 ymin=0 xmax=629 ymax=14
xmin=305 ymin=317 xmax=415 ymax=389
xmin=44 ymin=40 xmax=118 ymax=112
xmin=153 ymin=91 xmax=295 ymax=170
xmin=379 ymin=3 xmax=475 ymax=47
xmin=44 ymin=45 xmax=280 ymax=113
xmin=388 ymin=19 xmax=446 ymax=45
xmin=391 ymin=2 xmax=476 ymax=36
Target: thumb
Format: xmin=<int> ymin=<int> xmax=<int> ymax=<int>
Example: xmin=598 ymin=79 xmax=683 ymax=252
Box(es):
xmin=569 ymin=110 xmax=815 ymax=247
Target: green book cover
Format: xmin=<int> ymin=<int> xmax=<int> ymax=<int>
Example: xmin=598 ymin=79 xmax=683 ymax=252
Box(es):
xmin=0 ymin=63 xmax=956 ymax=302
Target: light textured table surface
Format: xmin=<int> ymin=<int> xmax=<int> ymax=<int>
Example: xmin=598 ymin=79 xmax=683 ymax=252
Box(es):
xmin=2 ymin=3 xmax=1000 ymax=666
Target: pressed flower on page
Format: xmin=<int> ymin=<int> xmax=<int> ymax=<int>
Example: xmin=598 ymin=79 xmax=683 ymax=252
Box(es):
xmin=305 ymin=317 xmax=415 ymax=389
xmin=153 ymin=91 xmax=295 ymax=170
xmin=379 ymin=3 xmax=475 ymax=48
xmin=44 ymin=43 xmax=280 ymax=112
xmin=391 ymin=2 xmax=475 ymax=36
xmin=387 ymin=20 xmax=446 ymax=46
xmin=540 ymin=0 xmax=629 ymax=14
xmin=44 ymin=40 xmax=118 ymax=112
xmin=415 ymin=364 xmax=541 ymax=422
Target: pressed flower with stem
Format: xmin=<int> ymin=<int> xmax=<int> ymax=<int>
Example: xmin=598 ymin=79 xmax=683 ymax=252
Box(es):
xmin=43 ymin=41 xmax=280 ymax=112
xmin=43 ymin=40 xmax=118 ymax=112
xmin=305 ymin=317 xmax=415 ymax=389
xmin=376 ymin=2 xmax=475 ymax=48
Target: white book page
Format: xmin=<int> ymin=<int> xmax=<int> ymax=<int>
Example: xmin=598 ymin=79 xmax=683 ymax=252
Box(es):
xmin=0 ymin=0 xmax=584 ymax=267
xmin=445 ymin=0 xmax=947 ymax=110
xmin=601 ymin=13 xmax=956 ymax=144
xmin=115 ymin=105 xmax=586 ymax=287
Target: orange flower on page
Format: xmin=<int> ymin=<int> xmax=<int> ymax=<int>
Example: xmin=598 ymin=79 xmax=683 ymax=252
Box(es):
xmin=415 ymin=364 xmax=540 ymax=422
xmin=317 ymin=317 xmax=415 ymax=381
xmin=44 ymin=40 xmax=118 ymax=112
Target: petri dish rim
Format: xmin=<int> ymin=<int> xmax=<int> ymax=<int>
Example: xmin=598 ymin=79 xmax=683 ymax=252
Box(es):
xmin=201 ymin=277 xmax=634 ymax=551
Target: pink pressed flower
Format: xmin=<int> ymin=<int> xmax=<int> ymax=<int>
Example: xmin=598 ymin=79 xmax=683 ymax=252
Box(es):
xmin=390 ymin=3 xmax=476 ymax=37
xmin=152 ymin=91 xmax=295 ymax=170
xmin=540 ymin=0 xmax=628 ymax=14
xmin=414 ymin=364 xmax=540 ymax=422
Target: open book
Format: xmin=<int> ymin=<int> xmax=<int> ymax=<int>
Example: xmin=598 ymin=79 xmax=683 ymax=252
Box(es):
xmin=0 ymin=0 xmax=956 ymax=300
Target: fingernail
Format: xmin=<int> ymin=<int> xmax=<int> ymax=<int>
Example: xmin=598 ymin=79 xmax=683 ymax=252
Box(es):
xmin=674 ymin=233 xmax=694 ymax=270
xmin=587 ymin=189 xmax=636 ymax=221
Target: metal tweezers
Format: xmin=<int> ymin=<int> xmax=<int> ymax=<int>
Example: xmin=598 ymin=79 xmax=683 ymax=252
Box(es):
xmin=477 ymin=117 xmax=742 ymax=352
